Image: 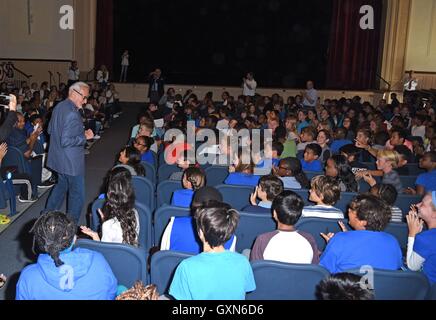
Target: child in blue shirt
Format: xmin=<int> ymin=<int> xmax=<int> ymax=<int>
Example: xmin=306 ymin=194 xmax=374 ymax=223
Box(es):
xmin=16 ymin=212 xmax=117 ymax=300
xmin=320 ymin=194 xmax=403 ymax=273
xmin=301 ymin=144 xmax=323 ymax=172
xmin=169 ymin=201 xmax=256 ymax=300
xmin=133 ymin=136 xmax=155 ymax=166
xmin=171 ymin=167 xmax=206 ymax=208
xmin=225 ymin=158 xmax=261 ymax=187
xmin=406 ymin=151 xmax=436 ymax=196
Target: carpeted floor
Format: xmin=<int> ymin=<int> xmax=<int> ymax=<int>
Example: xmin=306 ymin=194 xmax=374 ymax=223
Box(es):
xmin=0 ymin=103 xmax=143 ymax=300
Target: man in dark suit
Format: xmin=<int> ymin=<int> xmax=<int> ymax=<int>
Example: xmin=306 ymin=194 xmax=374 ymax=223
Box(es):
xmin=148 ymin=68 xmax=165 ymax=104
xmin=45 ymin=82 xmax=94 ymax=223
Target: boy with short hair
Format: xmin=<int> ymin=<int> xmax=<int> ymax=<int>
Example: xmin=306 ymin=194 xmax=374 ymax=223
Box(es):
xmin=250 ymin=190 xmax=320 ymax=264
xmin=169 ymin=201 xmax=256 ymax=300
xmin=297 ymin=127 xmax=317 ymax=152
xmin=320 ymin=194 xmax=403 ymax=274
xmin=301 ymin=144 xmax=323 ymax=172
xmin=302 ymin=175 xmax=344 ymax=219
xmin=406 ymin=151 xmax=436 ymax=196
xmin=243 ymin=175 xmax=284 ymax=213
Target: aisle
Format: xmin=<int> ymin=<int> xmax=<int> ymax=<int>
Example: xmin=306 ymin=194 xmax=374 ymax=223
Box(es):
xmin=0 ymin=103 xmax=143 ymax=300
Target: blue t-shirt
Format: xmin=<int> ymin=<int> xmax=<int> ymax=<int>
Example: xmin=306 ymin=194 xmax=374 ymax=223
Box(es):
xmin=300 ymin=159 xmax=323 ymax=172
xmin=140 ymin=151 xmax=155 ymax=166
xmin=16 ymin=248 xmax=117 ymax=300
xmin=167 ymin=217 xmax=236 ymax=254
xmin=224 ymin=173 xmax=261 ymax=187
xmin=320 ymin=230 xmax=403 ymax=274
xmin=171 ymin=189 xmax=195 ymax=208
xmin=415 ymin=170 xmax=436 ymax=192
xmin=330 ymin=139 xmax=352 ymax=154
xmin=297 ymin=121 xmax=310 ymax=134
xmin=414 ymin=229 xmax=436 ymax=284
xmin=169 ymin=251 xmax=256 ymax=300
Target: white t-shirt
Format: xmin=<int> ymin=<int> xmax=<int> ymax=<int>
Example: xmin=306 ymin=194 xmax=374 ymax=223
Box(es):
xmin=68 ymin=68 xmax=80 ymax=81
xmin=122 ymin=54 xmax=129 ymax=66
xmin=303 ymin=89 xmax=318 ymax=107
xmin=97 ymin=70 xmax=109 ymax=83
xmin=243 ymin=79 xmax=257 ymax=97
xmin=411 ymin=125 xmax=426 ymax=140
xmin=101 ymin=209 xmax=140 ymax=244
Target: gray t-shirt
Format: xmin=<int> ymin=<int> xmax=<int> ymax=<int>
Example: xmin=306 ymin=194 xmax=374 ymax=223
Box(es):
xmin=382 ymin=170 xmax=403 ymax=193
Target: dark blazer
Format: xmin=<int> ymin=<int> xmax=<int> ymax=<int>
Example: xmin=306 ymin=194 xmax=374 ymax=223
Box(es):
xmin=47 ymin=99 xmax=86 ymax=176
xmin=0 ymin=111 xmax=18 ymax=143
xmin=148 ymin=75 xmax=165 ymax=98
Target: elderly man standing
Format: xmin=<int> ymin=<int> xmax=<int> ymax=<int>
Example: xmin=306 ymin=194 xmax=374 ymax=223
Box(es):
xmin=44 ymin=82 xmax=94 ymax=223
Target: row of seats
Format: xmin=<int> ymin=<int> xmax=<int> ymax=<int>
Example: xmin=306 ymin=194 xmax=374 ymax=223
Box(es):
xmin=74 ymin=240 xmax=436 ymax=300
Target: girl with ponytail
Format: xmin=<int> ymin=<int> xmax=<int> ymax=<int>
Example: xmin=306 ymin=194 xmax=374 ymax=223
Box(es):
xmin=171 ymin=167 xmax=206 ymax=208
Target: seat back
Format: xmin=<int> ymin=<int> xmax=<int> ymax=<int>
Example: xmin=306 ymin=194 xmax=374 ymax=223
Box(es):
xmin=150 ymin=250 xmax=194 ymax=294
xmin=91 ymin=198 xmax=106 ymax=231
xmin=384 ymin=222 xmax=409 ymax=251
xmin=399 ymin=175 xmax=417 ymax=189
xmin=395 ymin=194 xmax=421 ymax=214
xmin=2 ymin=146 xmax=29 ymax=174
xmin=216 ymin=184 xmax=254 ymax=210
xmin=158 ymin=164 xmax=181 ymax=184
xmin=141 ymin=161 xmax=156 ymax=185
xmin=305 ymin=171 xmax=323 ymax=181
xmin=428 ymin=284 xmax=436 ymax=300
xmin=205 ymin=166 xmax=229 ymax=186
xmin=74 ymin=239 xmax=148 ymax=288
xmin=247 ymin=260 xmax=330 ymax=300
xmin=153 ymin=205 xmax=191 ymax=246
xmin=296 ymin=218 xmax=344 ymax=251
xmin=157 ymin=180 xmax=182 ymax=207
xmin=346 ymin=268 xmax=430 ymax=300
xmin=131 ymin=176 xmax=155 ymax=211
xmin=235 ymin=212 xmax=276 ymax=252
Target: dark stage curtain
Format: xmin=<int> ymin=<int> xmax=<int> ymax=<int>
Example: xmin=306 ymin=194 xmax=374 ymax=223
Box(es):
xmin=326 ymin=0 xmax=383 ymax=90
xmin=95 ymin=0 xmax=114 ymax=75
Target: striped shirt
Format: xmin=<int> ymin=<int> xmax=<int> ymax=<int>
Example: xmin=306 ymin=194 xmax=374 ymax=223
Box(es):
xmin=391 ymin=206 xmax=403 ymax=223
xmin=302 ymin=205 xmax=344 ymax=219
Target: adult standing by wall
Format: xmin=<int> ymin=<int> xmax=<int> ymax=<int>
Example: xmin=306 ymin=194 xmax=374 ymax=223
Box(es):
xmin=301 ymin=80 xmax=318 ymax=108
xmin=148 ymin=68 xmax=165 ymax=104
xmin=120 ymin=50 xmax=129 ymax=82
xmin=45 ymin=82 xmax=94 ymax=223
xmin=242 ymin=72 xmax=257 ymax=97
xmin=67 ymin=61 xmax=80 ymax=88
xmin=403 ymin=70 xmax=418 ymax=105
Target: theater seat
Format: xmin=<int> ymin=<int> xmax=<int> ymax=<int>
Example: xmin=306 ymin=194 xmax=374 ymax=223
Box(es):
xmin=157 ymin=180 xmax=182 ymax=207
xmin=346 ymin=268 xmax=430 ymax=300
xmin=247 ymin=260 xmax=330 ymax=300
xmin=132 ymin=176 xmax=155 ymax=210
xmin=235 ymin=212 xmax=276 ymax=252
xmin=205 ymin=166 xmax=229 ymax=186
xmin=150 ymin=250 xmax=194 ymax=294
xmin=153 ymin=205 xmax=191 ymax=246
xmin=74 ymin=239 xmax=148 ymax=288
xmin=216 ymin=184 xmax=254 ymax=210
xmin=140 ymin=161 xmax=156 ymax=185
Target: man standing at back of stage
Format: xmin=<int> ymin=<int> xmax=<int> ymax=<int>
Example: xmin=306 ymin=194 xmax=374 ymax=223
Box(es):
xmin=45 ymin=82 xmax=94 ymax=223
xmin=403 ymin=70 xmax=418 ymax=105
xmin=148 ymin=68 xmax=165 ymax=104
xmin=67 ymin=61 xmax=80 ymax=88
xmin=301 ymin=80 xmax=318 ymax=108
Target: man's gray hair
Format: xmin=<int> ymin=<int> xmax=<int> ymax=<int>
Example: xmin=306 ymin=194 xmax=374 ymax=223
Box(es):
xmin=69 ymin=82 xmax=90 ymax=94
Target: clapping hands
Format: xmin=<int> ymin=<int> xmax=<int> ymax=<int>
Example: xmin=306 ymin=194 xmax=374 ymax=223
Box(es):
xmin=406 ymin=204 xmax=423 ymax=237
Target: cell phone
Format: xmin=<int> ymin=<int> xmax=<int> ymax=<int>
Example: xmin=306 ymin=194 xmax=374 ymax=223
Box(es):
xmin=0 ymin=95 xmax=10 ymax=108
xmin=352 ymin=167 xmax=367 ymax=175
xmin=34 ymin=123 xmax=40 ymax=131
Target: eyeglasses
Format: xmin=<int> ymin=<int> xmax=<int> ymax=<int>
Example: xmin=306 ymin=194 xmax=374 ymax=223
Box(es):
xmin=73 ymin=89 xmax=89 ymax=100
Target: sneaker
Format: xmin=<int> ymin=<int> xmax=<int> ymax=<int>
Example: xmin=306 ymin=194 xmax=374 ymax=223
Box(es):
xmin=18 ymin=195 xmax=38 ymax=203
xmin=113 ymin=114 xmax=120 ymax=119
xmin=38 ymin=180 xmax=55 ymax=189
xmin=93 ymin=135 xmax=101 ymax=140
xmin=84 ymin=149 xmax=90 ymax=155
xmin=41 ymin=168 xmax=52 ymax=182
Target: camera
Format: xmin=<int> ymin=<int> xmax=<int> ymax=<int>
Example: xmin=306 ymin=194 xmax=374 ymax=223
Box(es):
xmin=0 ymin=94 xmax=11 ymax=110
